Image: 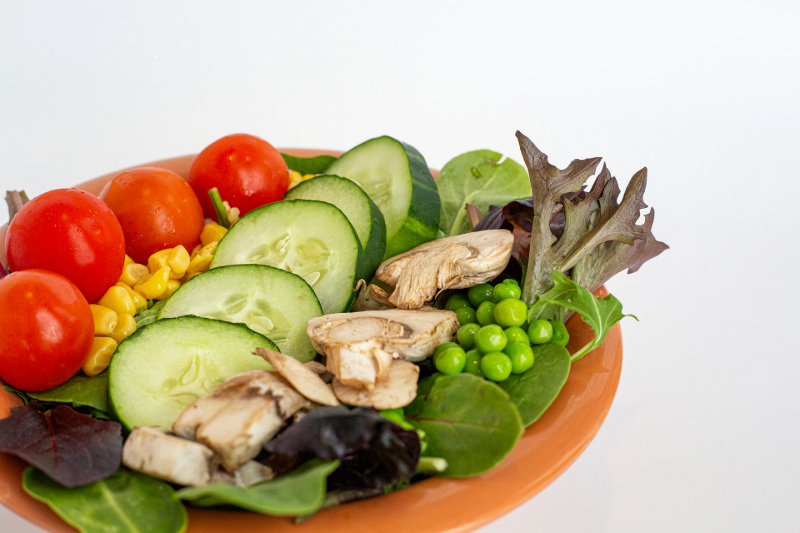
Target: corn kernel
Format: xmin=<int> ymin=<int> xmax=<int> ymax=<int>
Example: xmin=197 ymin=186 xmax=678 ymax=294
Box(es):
xmin=228 ymin=207 xmax=240 ymax=225
xmin=289 ymin=170 xmax=303 ymax=184
xmin=201 ymin=223 xmax=228 ymax=247
xmin=181 ymin=271 xmax=201 ymax=283
xmin=115 ymin=282 xmax=148 ymax=310
xmin=98 ymin=286 xmax=137 ymax=316
xmin=82 ymin=337 xmax=118 ymax=376
xmin=191 ymin=244 xmax=203 ymax=258
xmin=148 ymin=249 xmax=173 ymax=273
xmin=186 ymin=242 xmax=217 ymax=275
xmin=111 ymin=313 xmax=137 ymax=344
xmin=168 ymin=245 xmax=191 ymax=279
xmin=90 ymin=305 xmax=118 ymax=336
xmin=155 ymin=279 xmax=181 ymax=301
xmin=302 ymin=174 xmax=315 ymax=181
xmin=123 ymin=255 xmax=135 ymax=268
xmin=119 ymin=263 xmax=149 ymax=287
xmin=134 ymin=266 xmax=171 ymax=299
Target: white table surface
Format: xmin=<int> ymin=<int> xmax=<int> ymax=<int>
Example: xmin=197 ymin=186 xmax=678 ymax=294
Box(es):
xmin=1 ymin=1 xmax=798 ymax=531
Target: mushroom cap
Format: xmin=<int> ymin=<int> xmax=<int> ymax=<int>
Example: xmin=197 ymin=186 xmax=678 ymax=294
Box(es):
xmin=331 ymin=359 xmax=420 ymax=409
xmin=254 ymin=347 xmax=340 ymax=407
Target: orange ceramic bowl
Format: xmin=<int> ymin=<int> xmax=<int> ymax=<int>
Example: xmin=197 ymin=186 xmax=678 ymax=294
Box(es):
xmin=0 ymin=150 xmax=622 ymax=533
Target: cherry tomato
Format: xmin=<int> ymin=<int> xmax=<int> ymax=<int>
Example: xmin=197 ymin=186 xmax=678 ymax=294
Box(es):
xmin=0 ymin=270 xmax=94 ymax=391
xmin=100 ymin=167 xmax=204 ymax=264
xmin=5 ymin=189 xmax=126 ymax=303
xmin=188 ymin=134 xmax=290 ymax=220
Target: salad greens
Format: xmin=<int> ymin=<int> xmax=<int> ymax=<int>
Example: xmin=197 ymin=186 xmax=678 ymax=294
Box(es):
xmin=499 ymin=344 xmax=571 ymax=426
xmin=134 ymin=300 xmax=165 ymax=327
xmin=0 ymin=404 xmax=121 ymax=488
xmin=437 ymin=150 xmax=530 ymax=237
xmin=408 ymin=373 xmax=523 ymax=477
xmin=176 ymin=460 xmax=339 ymax=516
xmin=281 ymin=153 xmax=338 ymax=175
xmin=23 ymin=467 xmax=187 ymax=533
xmin=529 ymin=271 xmax=636 ymax=363
xmin=3 ymin=371 xmax=108 ymax=414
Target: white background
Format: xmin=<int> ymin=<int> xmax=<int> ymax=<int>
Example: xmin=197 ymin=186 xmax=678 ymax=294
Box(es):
xmin=2 ymin=1 xmax=799 ymax=531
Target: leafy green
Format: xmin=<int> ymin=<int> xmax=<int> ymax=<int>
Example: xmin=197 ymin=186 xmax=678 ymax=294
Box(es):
xmin=437 ymin=150 xmax=531 ymax=236
xmin=530 ymin=271 xmax=636 ymax=362
xmin=3 ymin=371 xmax=108 ymax=413
xmin=408 ymin=374 xmax=523 ymax=478
xmin=513 ymin=131 xmax=667 ymax=304
xmin=281 ymin=153 xmax=338 ymax=175
xmin=23 ymin=467 xmax=187 ymax=533
xmin=134 ymin=300 xmax=165 ymax=327
xmin=176 ymin=460 xmax=339 ymax=516
xmin=499 ymin=344 xmax=571 ymax=426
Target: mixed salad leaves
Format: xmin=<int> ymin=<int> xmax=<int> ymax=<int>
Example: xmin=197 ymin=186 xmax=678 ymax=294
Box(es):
xmin=0 ymin=131 xmax=667 ymax=533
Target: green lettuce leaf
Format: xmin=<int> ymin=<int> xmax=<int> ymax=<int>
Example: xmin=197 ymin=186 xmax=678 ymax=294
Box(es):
xmin=437 ymin=150 xmax=530 ymax=236
xmin=3 ymin=371 xmax=108 ymax=413
xmin=281 ymin=153 xmax=338 ymax=175
xmin=529 ymin=271 xmax=636 ymax=362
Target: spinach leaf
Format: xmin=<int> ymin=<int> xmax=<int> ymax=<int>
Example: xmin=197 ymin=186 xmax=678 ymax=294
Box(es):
xmin=3 ymin=371 xmax=108 ymax=413
xmin=281 ymin=153 xmax=338 ymax=175
xmin=408 ymin=374 xmax=523 ymax=478
xmin=437 ymin=150 xmax=531 ymax=236
xmin=530 ymin=271 xmax=636 ymax=362
xmin=134 ymin=300 xmax=164 ymax=327
xmin=0 ymin=405 xmax=122 ymax=487
xmin=499 ymin=344 xmax=571 ymax=426
xmin=23 ymin=467 xmax=187 ymax=533
xmin=177 ymin=460 xmax=339 ymax=516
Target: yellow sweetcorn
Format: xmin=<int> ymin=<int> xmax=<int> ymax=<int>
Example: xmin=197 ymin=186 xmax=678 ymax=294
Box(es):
xmin=168 ymin=245 xmax=190 ymax=279
xmin=111 ymin=313 xmax=137 ymax=344
xmin=186 ymin=242 xmax=217 ymax=275
xmin=134 ymin=266 xmax=171 ymax=299
xmin=201 ymin=223 xmax=228 ymax=247
xmin=119 ymin=262 xmax=149 ymax=287
xmin=98 ymin=286 xmax=137 ymax=316
xmin=289 ymin=170 xmax=303 ymax=185
xmin=90 ymin=305 xmax=118 ymax=336
xmin=83 ymin=337 xmax=118 ymax=376
xmin=155 ymin=279 xmax=181 ymax=301
xmin=181 ymin=271 xmax=201 ymax=283
xmin=123 ymin=255 xmax=135 ymax=268
xmin=148 ymin=249 xmax=173 ymax=273
xmin=302 ymin=174 xmax=315 ymax=181
xmin=191 ymin=243 xmax=203 ymax=258
xmin=115 ymin=282 xmax=147 ymax=311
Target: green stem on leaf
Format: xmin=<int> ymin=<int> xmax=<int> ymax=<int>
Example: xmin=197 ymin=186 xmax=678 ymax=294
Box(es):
xmin=415 ymin=456 xmax=448 ymax=475
xmin=208 ymin=188 xmax=230 ymax=228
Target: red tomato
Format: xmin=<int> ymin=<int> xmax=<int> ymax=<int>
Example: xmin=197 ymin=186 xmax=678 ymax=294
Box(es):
xmin=188 ymin=134 xmax=290 ymax=220
xmin=100 ymin=167 xmax=205 ymax=264
xmin=5 ymin=189 xmax=126 ymax=303
xmin=0 ymin=270 xmax=94 ymax=391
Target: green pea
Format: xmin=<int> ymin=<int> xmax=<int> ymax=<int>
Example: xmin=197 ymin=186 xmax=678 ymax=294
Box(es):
xmin=455 ymin=305 xmax=477 ymax=325
xmin=502 ymin=278 xmax=519 ymax=286
xmin=493 ymin=298 xmax=528 ymax=328
xmin=464 ymin=349 xmax=483 ymax=376
xmin=474 ymin=324 xmax=508 ymax=354
xmin=550 ymin=320 xmax=570 ymax=346
xmin=433 ymin=342 xmax=459 ymax=358
xmin=476 ymin=301 xmax=497 ymax=325
xmin=504 ymin=342 xmax=535 ymax=374
xmin=456 ymin=323 xmax=481 ymax=350
xmin=492 ymin=282 xmax=522 ymax=302
xmin=504 ymin=326 xmax=529 ymax=345
xmin=480 ymin=352 xmax=513 ymax=382
xmin=445 ymin=293 xmax=471 ymax=311
xmin=468 ymin=283 xmax=494 ymax=307
xmin=434 ymin=345 xmax=467 ymax=375
xmin=528 ymin=319 xmax=554 ymax=344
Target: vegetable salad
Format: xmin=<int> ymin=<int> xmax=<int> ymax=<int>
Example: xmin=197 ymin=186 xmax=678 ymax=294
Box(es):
xmin=0 ymin=131 xmax=667 ymax=533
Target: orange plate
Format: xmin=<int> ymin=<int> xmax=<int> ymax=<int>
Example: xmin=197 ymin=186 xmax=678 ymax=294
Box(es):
xmin=0 ymin=150 xmax=622 ymax=533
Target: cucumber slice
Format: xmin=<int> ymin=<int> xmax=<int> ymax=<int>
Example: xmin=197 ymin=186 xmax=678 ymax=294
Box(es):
xmin=158 ymin=265 xmax=322 ymax=362
xmin=108 ymin=317 xmax=276 ymax=432
xmin=211 ymin=200 xmax=361 ymax=314
xmin=283 ymin=175 xmax=386 ymax=279
xmin=325 ymin=136 xmax=440 ymax=258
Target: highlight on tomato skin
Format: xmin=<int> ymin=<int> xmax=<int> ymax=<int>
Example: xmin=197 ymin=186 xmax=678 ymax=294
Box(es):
xmin=188 ymin=133 xmax=290 ymax=221
xmin=4 ymin=188 xmax=126 ymax=303
xmin=100 ymin=167 xmax=205 ymax=265
xmin=0 ymin=269 xmax=94 ymax=391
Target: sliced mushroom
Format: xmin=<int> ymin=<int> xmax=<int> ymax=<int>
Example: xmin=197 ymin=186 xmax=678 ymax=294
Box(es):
xmin=172 ymin=370 xmax=312 ymax=472
xmin=351 ymin=282 xmax=395 ymax=312
xmin=254 ymin=347 xmax=339 ymax=406
xmin=211 ymin=460 xmax=275 ymax=487
xmin=331 ymin=359 xmax=419 ymax=409
xmin=307 ymin=308 xmax=458 ymax=389
xmin=122 ymin=427 xmax=218 ymax=487
xmin=375 ymin=229 xmax=514 ymax=309
xmin=304 ymin=360 xmax=334 ymax=383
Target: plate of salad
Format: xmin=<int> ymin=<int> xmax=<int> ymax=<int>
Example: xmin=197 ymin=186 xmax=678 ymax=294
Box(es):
xmin=0 ymin=131 xmax=667 ymax=533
